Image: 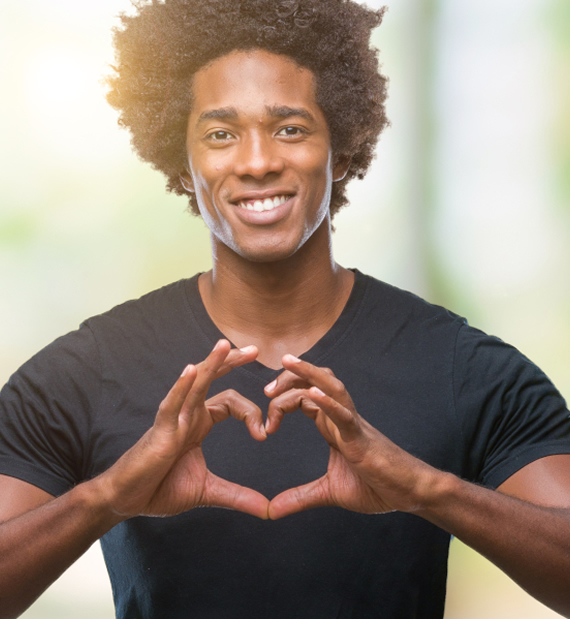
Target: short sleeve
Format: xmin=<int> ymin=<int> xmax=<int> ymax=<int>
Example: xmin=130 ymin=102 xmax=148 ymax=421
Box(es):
xmin=453 ymin=324 xmax=570 ymax=489
xmin=0 ymin=324 xmax=101 ymax=496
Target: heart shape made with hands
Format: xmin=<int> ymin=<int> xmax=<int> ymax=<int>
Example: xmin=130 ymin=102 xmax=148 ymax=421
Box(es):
xmin=143 ymin=341 xmax=417 ymax=522
xmin=107 ymin=341 xmax=410 ymax=522
xmin=199 ymin=351 xmax=408 ymax=520
xmin=159 ymin=344 xmax=343 ymax=520
xmin=203 ymin=381 xmax=331 ymax=512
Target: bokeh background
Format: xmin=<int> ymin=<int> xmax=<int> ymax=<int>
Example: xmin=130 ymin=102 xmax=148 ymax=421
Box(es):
xmin=1 ymin=0 xmax=568 ymax=617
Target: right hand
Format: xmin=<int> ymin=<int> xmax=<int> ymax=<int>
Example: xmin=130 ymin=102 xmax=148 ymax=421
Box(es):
xmin=92 ymin=339 xmax=270 ymax=520
xmin=265 ymin=356 xmax=440 ymax=520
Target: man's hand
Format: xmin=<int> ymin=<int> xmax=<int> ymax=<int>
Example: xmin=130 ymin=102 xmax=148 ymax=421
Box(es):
xmin=264 ymin=355 xmax=442 ymax=520
xmin=264 ymin=355 xmax=570 ymax=615
xmin=0 ymin=340 xmax=271 ymax=618
xmin=93 ymin=339 xmax=270 ymax=521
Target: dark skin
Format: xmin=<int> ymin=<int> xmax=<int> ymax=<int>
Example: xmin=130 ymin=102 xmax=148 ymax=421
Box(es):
xmin=264 ymin=357 xmax=570 ymax=615
xmin=197 ymin=223 xmax=354 ymax=369
xmin=0 ymin=342 xmax=270 ymax=617
xmin=1 ymin=49 xmax=570 ymax=617
xmin=181 ymin=50 xmax=354 ymax=369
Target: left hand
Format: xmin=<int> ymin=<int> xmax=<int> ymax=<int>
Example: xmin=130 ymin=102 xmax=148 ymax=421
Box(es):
xmin=264 ymin=355 xmax=443 ymax=520
xmin=94 ymin=340 xmax=269 ymax=520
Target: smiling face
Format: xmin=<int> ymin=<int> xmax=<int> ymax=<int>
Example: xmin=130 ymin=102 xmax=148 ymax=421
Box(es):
xmin=182 ymin=50 xmax=348 ymax=263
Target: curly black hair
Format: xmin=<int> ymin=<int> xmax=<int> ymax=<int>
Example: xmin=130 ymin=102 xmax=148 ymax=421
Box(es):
xmin=105 ymin=0 xmax=389 ymax=217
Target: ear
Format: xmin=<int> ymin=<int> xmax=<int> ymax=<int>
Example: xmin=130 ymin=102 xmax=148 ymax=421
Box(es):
xmin=179 ymin=170 xmax=195 ymax=193
xmin=332 ymin=155 xmax=350 ymax=182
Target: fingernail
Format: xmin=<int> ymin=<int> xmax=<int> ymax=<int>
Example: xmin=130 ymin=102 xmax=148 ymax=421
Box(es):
xmin=265 ymin=380 xmax=277 ymax=393
xmin=283 ymin=354 xmax=301 ymax=364
xmin=181 ymin=364 xmax=193 ymax=377
xmin=311 ymin=387 xmax=325 ymax=397
xmin=239 ymin=345 xmax=256 ymax=353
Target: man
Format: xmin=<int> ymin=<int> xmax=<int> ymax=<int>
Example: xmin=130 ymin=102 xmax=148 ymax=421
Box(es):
xmin=1 ymin=0 xmax=570 ymax=617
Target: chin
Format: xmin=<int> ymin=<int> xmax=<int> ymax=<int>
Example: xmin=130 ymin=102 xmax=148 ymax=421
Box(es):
xmin=220 ymin=229 xmax=302 ymax=263
xmin=236 ymin=246 xmax=298 ymax=264
xmin=228 ymin=235 xmax=304 ymax=263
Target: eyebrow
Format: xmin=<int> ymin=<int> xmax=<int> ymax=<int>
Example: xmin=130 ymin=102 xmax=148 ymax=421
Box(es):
xmin=196 ymin=105 xmax=316 ymax=125
xmin=197 ymin=107 xmax=239 ymax=124
xmin=266 ymin=105 xmax=315 ymax=122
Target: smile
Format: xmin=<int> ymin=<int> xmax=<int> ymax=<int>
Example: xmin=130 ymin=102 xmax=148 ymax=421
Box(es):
xmin=237 ymin=195 xmax=291 ymax=212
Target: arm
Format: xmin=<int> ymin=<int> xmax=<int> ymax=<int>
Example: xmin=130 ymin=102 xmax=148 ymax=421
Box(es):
xmin=0 ymin=340 xmax=269 ymax=618
xmin=265 ymin=355 xmax=570 ymax=617
xmin=0 ymin=476 xmax=119 ymax=619
xmin=421 ymin=457 xmax=570 ymax=616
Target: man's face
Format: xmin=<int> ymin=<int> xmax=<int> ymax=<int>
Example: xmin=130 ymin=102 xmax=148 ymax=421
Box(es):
xmin=183 ymin=49 xmax=347 ymax=263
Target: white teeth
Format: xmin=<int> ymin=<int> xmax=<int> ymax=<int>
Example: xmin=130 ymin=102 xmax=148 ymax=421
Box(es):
xmin=238 ymin=195 xmax=289 ymax=212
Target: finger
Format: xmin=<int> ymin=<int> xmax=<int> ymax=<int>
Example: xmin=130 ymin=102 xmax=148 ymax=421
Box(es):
xmin=265 ymin=389 xmax=319 ymax=435
xmin=281 ymin=355 xmax=355 ymax=411
xmin=268 ymin=475 xmax=332 ymax=520
xmin=206 ymin=390 xmax=266 ymax=440
xmin=264 ymin=366 xmax=335 ymax=398
xmin=155 ymin=364 xmax=197 ymax=431
xmin=183 ymin=340 xmax=233 ymax=408
xmin=307 ymin=386 xmax=360 ymax=442
xmin=215 ymin=345 xmax=258 ymax=379
xmin=203 ymin=472 xmax=269 ymax=520
xmin=264 ymin=370 xmax=312 ymax=397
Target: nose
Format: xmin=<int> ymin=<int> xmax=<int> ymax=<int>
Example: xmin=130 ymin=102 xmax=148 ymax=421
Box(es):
xmin=233 ymin=133 xmax=284 ymax=180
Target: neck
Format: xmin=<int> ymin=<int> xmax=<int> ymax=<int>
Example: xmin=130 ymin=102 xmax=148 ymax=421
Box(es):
xmin=198 ymin=219 xmax=354 ymax=368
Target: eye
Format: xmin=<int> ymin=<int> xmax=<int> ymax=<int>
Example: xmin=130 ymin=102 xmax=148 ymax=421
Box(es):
xmin=206 ymin=130 xmax=234 ymax=142
xmin=277 ymin=126 xmax=305 ymax=138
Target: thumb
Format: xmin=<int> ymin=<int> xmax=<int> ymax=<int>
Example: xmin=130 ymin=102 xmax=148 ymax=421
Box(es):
xmin=202 ymin=471 xmax=270 ymax=520
xmin=268 ymin=475 xmax=332 ymax=520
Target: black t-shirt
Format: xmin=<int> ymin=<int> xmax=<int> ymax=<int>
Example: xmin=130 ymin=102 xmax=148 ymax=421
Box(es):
xmin=1 ymin=270 xmax=569 ymax=618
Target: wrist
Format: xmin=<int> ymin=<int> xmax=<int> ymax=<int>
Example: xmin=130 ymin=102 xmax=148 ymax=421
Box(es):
xmin=73 ymin=476 xmax=128 ymax=532
xmin=407 ymin=466 xmax=461 ymax=518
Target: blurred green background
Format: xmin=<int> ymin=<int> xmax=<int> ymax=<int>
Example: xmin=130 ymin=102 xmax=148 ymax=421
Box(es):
xmin=1 ymin=0 xmax=568 ymax=617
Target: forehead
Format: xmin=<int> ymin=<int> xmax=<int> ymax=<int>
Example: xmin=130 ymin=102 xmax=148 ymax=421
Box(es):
xmin=189 ymin=49 xmax=321 ymax=119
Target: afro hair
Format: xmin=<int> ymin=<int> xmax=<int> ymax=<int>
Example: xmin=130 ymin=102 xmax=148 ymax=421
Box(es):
xmin=105 ymin=0 xmax=389 ymax=217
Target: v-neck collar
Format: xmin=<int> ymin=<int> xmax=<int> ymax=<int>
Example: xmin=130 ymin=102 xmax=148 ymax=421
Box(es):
xmin=184 ymin=269 xmax=370 ymax=383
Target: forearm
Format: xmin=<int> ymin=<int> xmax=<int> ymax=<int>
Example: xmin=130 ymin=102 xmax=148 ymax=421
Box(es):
xmin=0 ymin=480 xmax=123 ymax=619
xmin=415 ymin=472 xmax=570 ymax=617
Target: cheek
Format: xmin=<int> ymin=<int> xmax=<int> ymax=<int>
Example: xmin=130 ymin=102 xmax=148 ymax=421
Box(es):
xmin=199 ymin=156 xmax=235 ymax=199
xmin=191 ymin=174 xmax=223 ymax=227
xmin=190 ymin=163 xmax=223 ymax=206
xmin=301 ymin=155 xmax=333 ymax=202
xmin=297 ymin=145 xmax=333 ymax=184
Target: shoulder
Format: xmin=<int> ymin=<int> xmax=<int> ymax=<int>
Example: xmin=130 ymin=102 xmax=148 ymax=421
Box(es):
xmin=357 ymin=271 xmax=564 ymax=400
xmin=351 ymin=271 xmax=563 ymax=400
xmin=77 ymin=276 xmax=201 ymax=352
xmin=354 ymin=270 xmax=467 ymax=346
xmin=3 ymin=275 xmax=202 ymax=416
xmin=0 ymin=321 xmax=102 ymax=496
xmin=357 ymin=270 xmax=463 ymax=320
xmin=84 ymin=276 xmax=199 ymax=332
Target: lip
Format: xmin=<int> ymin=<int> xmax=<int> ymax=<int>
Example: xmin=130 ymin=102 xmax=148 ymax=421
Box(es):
xmin=231 ymin=193 xmax=295 ymax=226
xmin=230 ymin=189 xmax=295 ymax=204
